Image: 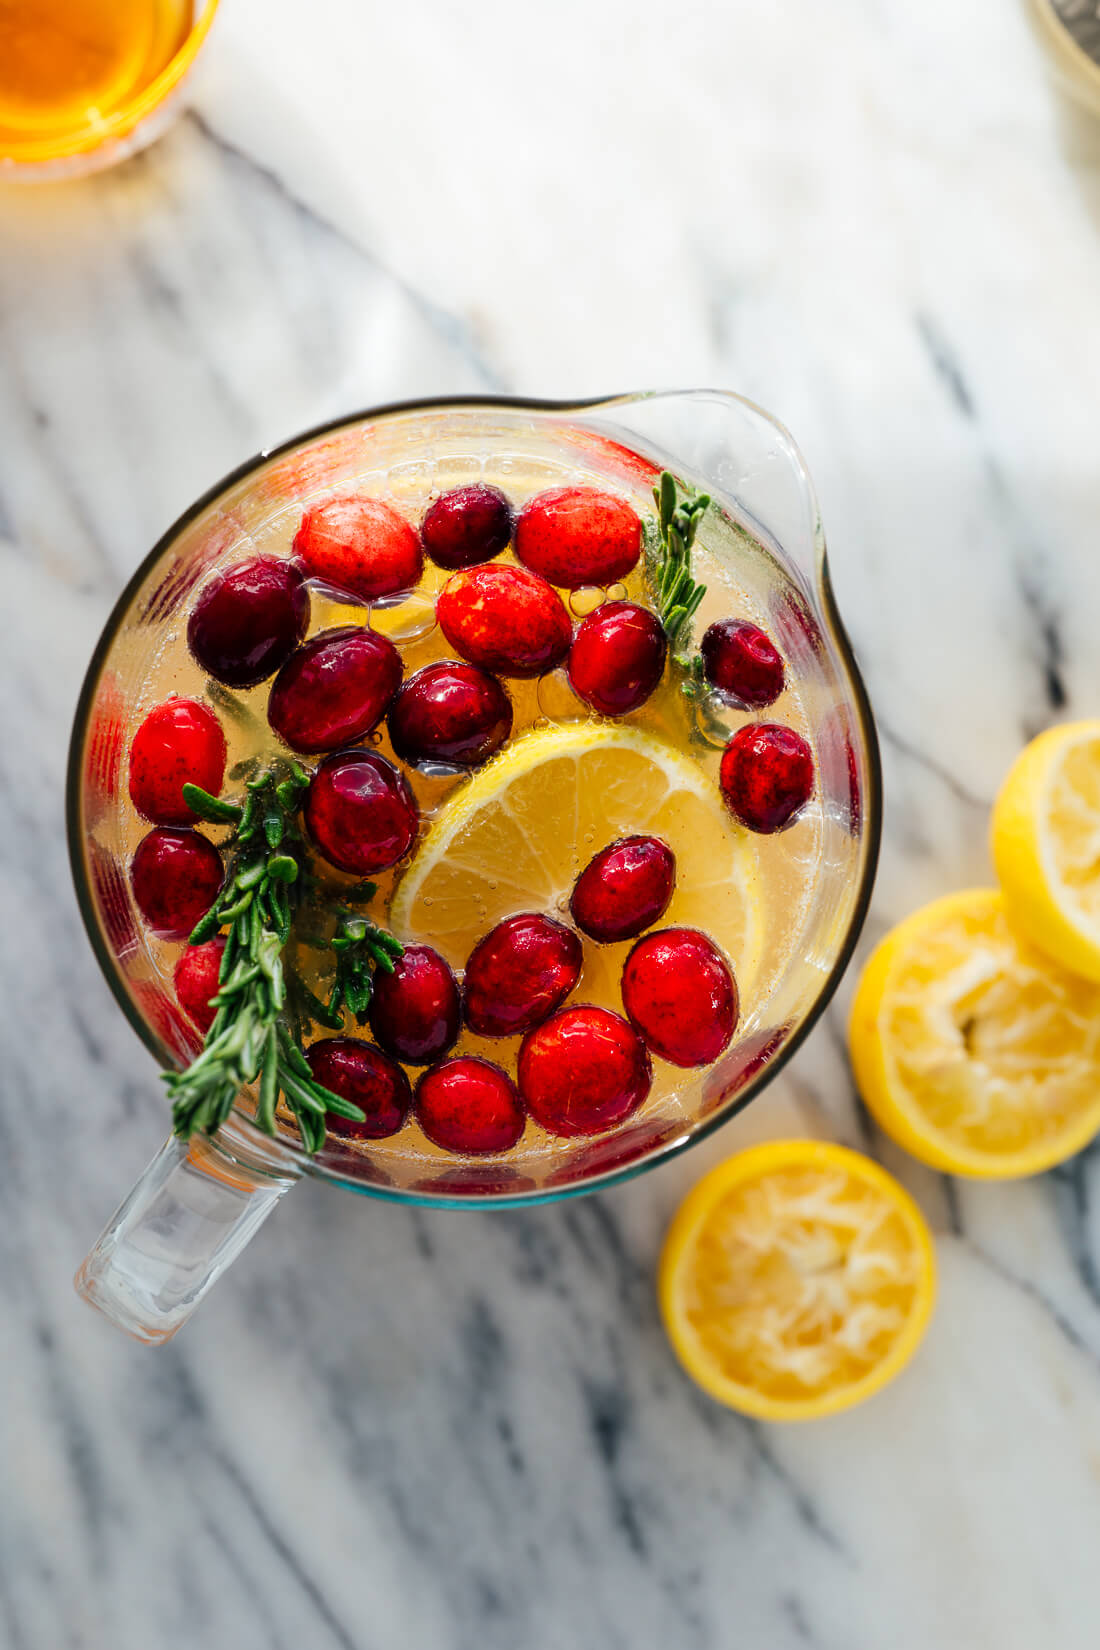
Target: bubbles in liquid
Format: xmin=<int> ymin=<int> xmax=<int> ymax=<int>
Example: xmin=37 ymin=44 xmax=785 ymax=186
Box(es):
xmin=694 ymin=689 xmax=739 ymax=750
xmin=536 ymin=669 xmax=588 ymax=726
xmin=569 ymin=586 xmax=604 ymax=618
xmin=369 ymin=590 xmax=437 ymax=643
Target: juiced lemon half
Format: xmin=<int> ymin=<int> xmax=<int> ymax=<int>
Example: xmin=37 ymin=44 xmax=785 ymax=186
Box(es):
xmin=390 ymin=722 xmax=763 ymax=1011
xmin=849 ymin=888 xmax=1100 ymax=1177
xmin=991 ymin=720 xmax=1100 ymax=982
xmin=659 ymin=1140 xmax=935 ymax=1421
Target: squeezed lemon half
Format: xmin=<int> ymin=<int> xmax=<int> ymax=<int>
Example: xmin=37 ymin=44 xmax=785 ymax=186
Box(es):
xmin=849 ymin=888 xmax=1100 ymax=1177
xmin=659 ymin=1140 xmax=935 ymax=1421
xmin=992 ymin=719 xmax=1100 ymax=983
xmin=390 ymin=722 xmax=763 ymax=1012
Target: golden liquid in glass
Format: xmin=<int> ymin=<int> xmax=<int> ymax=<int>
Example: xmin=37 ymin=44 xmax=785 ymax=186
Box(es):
xmin=0 ymin=0 xmax=191 ymax=147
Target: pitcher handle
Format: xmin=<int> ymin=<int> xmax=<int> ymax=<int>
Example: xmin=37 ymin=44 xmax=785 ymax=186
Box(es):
xmin=75 ymin=1113 xmax=301 ymax=1344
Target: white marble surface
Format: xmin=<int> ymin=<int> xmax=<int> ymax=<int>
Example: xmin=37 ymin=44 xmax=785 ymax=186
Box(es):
xmin=4 ymin=1 xmax=1100 ymax=1645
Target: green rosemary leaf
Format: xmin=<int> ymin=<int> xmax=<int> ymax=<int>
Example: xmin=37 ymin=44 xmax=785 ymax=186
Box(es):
xmin=182 ymin=784 xmax=243 ymax=825
xmin=646 ymin=471 xmax=710 ymax=667
xmin=257 ymin=1027 xmax=279 ymax=1134
xmin=188 ymin=905 xmax=222 ymax=947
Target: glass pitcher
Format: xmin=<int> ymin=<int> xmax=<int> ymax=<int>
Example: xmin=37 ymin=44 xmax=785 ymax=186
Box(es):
xmin=67 ymin=391 xmax=881 ymax=1343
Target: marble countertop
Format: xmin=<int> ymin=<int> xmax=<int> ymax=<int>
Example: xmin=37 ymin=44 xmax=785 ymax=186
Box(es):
xmin=4 ymin=1 xmax=1100 ymax=1645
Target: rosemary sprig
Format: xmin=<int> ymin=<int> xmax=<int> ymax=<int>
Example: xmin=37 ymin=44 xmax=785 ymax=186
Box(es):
xmin=324 ymin=911 xmax=404 ymax=1025
xmin=165 ymin=765 xmax=368 ymax=1154
xmin=645 ymin=469 xmax=711 ymax=656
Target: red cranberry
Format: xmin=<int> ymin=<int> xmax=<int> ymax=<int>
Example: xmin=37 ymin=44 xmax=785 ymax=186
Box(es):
xmin=518 ymin=1006 xmax=652 ymax=1137
xmin=388 ymin=661 xmax=512 ymax=770
xmin=463 ymin=913 xmax=582 ymax=1037
xmin=293 ymin=495 xmax=422 ymax=603
xmin=567 ymin=602 xmax=667 ymax=716
xmin=368 ymin=944 xmax=461 ymax=1065
xmin=701 ymin=618 xmax=785 ymax=708
xmin=173 ymin=937 xmax=226 ymax=1034
xmin=187 ymin=556 xmax=309 ymax=687
xmin=131 ymin=828 xmax=223 ymax=940
xmin=415 ymin=1057 xmax=526 ymax=1154
xmin=720 ymin=723 xmax=814 ymax=833
xmin=268 ymin=626 xmax=402 ymax=754
xmin=305 ymin=1037 xmax=412 ymax=1139
xmin=515 ymin=487 xmax=642 ymax=588
xmin=421 ymin=484 xmax=513 ymax=570
xmin=437 ymin=565 xmax=572 ymax=678
xmin=571 ymin=835 xmax=675 ymax=943
xmin=621 ymin=927 xmax=738 ymax=1067
xmin=128 ymin=698 xmax=227 ymax=825
xmin=305 ymin=750 xmax=419 ymax=875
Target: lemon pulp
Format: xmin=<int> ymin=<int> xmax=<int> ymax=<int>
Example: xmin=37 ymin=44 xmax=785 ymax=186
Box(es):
xmin=849 ymin=888 xmax=1100 ymax=1176
xmin=660 ymin=1141 xmax=935 ymax=1419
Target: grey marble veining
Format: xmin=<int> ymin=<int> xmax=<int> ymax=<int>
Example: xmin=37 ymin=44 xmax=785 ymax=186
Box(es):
xmin=5 ymin=1 xmax=1100 ymax=1646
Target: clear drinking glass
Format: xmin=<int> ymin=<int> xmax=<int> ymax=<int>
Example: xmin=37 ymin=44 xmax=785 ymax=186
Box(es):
xmin=68 ymin=391 xmax=882 ymax=1342
xmin=0 ymin=0 xmax=219 ymax=182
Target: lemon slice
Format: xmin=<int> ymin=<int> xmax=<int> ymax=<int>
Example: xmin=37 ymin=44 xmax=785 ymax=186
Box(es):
xmin=991 ymin=720 xmax=1100 ymax=982
xmin=659 ymin=1140 xmax=935 ymax=1421
xmin=390 ymin=722 xmax=763 ymax=1009
xmin=849 ymin=888 xmax=1100 ymax=1177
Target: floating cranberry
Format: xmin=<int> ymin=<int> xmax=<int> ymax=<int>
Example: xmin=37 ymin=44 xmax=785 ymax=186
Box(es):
xmin=518 ymin=1005 xmax=652 ymax=1137
xmin=421 ymin=484 xmax=513 ymax=570
xmin=415 ymin=1057 xmax=526 ymax=1154
xmin=388 ymin=661 xmax=512 ymax=770
xmin=571 ymin=836 xmax=675 ymax=943
xmin=701 ymin=618 xmax=785 ymax=708
xmin=567 ymin=602 xmax=667 ymax=716
xmin=131 ymin=828 xmax=223 ymax=940
xmin=173 ymin=937 xmax=226 ymax=1034
xmin=293 ymin=495 xmax=422 ymax=603
xmin=305 ymin=1037 xmax=412 ymax=1139
xmin=463 ymin=913 xmax=582 ymax=1037
xmin=187 ymin=555 xmax=308 ymax=688
xmin=268 ymin=626 xmax=402 ymax=754
xmin=437 ymin=564 xmax=572 ymax=678
xmin=128 ymin=698 xmax=227 ymax=825
xmin=515 ymin=486 xmax=642 ymax=588
xmin=369 ymin=944 xmax=461 ymax=1065
xmin=720 ymin=722 xmax=814 ymax=833
xmin=621 ymin=927 xmax=738 ymax=1067
xmin=305 ymin=750 xmax=419 ymax=875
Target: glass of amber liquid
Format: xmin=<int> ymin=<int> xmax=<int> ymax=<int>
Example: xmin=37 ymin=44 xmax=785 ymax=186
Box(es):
xmin=0 ymin=0 xmax=219 ymax=180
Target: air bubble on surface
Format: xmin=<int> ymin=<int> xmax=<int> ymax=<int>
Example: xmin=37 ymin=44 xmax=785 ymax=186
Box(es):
xmin=694 ymin=689 xmax=739 ymax=750
xmin=536 ymin=669 xmax=588 ymax=726
xmin=369 ymin=590 xmax=437 ymax=643
xmin=569 ymin=587 xmax=604 ymax=617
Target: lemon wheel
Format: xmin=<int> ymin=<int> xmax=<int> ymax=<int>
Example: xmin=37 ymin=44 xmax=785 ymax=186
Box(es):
xmin=992 ymin=719 xmax=1100 ymax=982
xmin=849 ymin=888 xmax=1100 ymax=1177
xmin=659 ymin=1140 xmax=936 ymax=1421
xmin=390 ymin=722 xmax=763 ymax=1011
